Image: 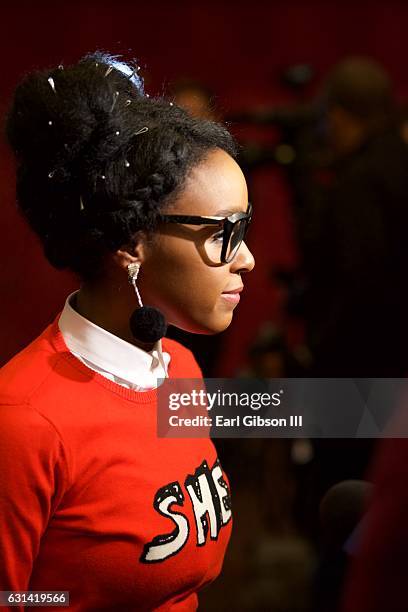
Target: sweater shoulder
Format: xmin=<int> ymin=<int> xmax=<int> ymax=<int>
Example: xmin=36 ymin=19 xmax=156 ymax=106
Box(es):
xmin=162 ymin=337 xmax=203 ymax=378
xmin=0 ymin=318 xmax=63 ymax=405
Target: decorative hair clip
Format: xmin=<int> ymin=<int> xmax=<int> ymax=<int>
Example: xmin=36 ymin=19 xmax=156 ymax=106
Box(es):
xmin=110 ymin=91 xmax=120 ymax=112
xmin=48 ymin=77 xmax=56 ymax=93
xmin=104 ymin=65 xmax=114 ymax=77
xmin=127 ymin=65 xmax=141 ymax=82
xmin=124 ymin=99 xmax=131 ymax=107
xmin=80 ymin=196 xmax=85 ymax=211
xmin=134 ymin=126 xmax=149 ymax=136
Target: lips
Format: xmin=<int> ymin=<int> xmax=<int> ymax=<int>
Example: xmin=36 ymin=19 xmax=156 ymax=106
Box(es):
xmin=221 ymin=286 xmax=243 ymax=305
xmin=222 ymin=286 xmax=243 ymax=294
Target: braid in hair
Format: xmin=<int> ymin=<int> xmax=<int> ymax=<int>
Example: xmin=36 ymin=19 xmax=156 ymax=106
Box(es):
xmin=6 ymin=52 xmax=238 ymax=280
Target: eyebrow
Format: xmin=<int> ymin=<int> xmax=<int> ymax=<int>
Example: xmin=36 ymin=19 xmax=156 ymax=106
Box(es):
xmin=214 ymin=209 xmax=234 ymax=216
xmin=214 ymin=207 xmax=247 ymax=216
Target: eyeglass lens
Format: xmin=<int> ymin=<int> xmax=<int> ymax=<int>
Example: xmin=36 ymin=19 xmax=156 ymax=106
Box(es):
xmin=203 ymin=217 xmax=249 ymax=264
xmin=225 ymin=219 xmax=247 ymax=262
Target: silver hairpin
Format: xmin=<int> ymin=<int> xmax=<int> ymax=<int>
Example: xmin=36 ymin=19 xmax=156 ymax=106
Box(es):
xmin=48 ymin=77 xmax=56 ymax=93
xmin=101 ymin=175 xmax=106 ymax=180
xmin=124 ymin=99 xmax=131 ymax=107
xmin=95 ymin=62 xmax=99 ymax=68
xmin=104 ymin=66 xmax=114 ymax=77
xmin=115 ymin=130 xmax=120 ymax=136
xmin=110 ymin=91 xmax=120 ymax=112
xmin=169 ymin=102 xmax=174 ymax=106
xmin=80 ymin=196 xmax=85 ymax=211
xmin=145 ymin=93 xmax=150 ymax=98
xmin=134 ymin=126 xmax=149 ymax=136
xmin=48 ymin=120 xmax=53 ymax=126
xmin=125 ymin=160 xmax=130 ymax=168
xmin=48 ymin=171 xmax=55 ymax=179
xmin=58 ymin=64 xmax=64 ymax=70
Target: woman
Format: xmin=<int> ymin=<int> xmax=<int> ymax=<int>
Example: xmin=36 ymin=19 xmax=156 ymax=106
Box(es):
xmin=0 ymin=53 xmax=254 ymax=611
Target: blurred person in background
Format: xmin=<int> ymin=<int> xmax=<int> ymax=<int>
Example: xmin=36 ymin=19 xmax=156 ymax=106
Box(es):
xmin=341 ymin=434 xmax=408 ymax=612
xmin=172 ymin=78 xmax=218 ymax=121
xmin=303 ymin=57 xmax=408 ymax=377
xmin=282 ymin=60 xmax=408 ymax=599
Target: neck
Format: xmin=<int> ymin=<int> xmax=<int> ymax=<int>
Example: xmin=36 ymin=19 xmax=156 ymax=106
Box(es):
xmin=74 ymin=283 xmax=156 ymax=352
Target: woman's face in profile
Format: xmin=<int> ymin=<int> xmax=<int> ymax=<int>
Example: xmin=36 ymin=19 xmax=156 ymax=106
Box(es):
xmin=139 ymin=148 xmax=255 ymax=334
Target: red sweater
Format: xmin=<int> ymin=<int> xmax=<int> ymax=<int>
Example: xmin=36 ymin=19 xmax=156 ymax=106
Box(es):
xmin=0 ymin=315 xmax=232 ymax=611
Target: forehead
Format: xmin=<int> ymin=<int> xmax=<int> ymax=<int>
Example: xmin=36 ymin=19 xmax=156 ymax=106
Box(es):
xmin=171 ymin=148 xmax=248 ymax=216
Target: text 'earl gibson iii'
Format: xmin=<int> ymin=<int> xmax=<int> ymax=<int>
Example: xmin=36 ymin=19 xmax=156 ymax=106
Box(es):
xmin=169 ymin=414 xmax=303 ymax=428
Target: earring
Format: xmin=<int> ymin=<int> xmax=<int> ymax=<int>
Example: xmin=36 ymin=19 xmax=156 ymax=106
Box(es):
xmin=127 ymin=262 xmax=167 ymax=343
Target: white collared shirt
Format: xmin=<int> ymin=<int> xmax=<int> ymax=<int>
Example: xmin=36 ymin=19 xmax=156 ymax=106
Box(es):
xmin=58 ymin=291 xmax=170 ymax=391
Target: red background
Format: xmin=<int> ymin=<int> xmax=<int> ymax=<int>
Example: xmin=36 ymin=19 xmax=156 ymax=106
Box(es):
xmin=1 ymin=0 xmax=408 ymax=371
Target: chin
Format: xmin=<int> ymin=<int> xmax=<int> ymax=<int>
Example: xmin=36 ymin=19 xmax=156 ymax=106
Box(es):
xmin=172 ymin=313 xmax=234 ymax=335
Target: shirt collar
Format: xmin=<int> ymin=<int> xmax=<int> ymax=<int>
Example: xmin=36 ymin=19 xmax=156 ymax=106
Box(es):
xmin=58 ymin=290 xmax=169 ymax=387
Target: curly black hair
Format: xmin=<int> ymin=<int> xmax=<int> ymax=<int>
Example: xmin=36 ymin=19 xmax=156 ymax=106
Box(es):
xmin=6 ymin=52 xmax=238 ymax=280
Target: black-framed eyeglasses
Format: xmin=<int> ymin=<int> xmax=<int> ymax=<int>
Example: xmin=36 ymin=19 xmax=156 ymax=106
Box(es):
xmin=160 ymin=202 xmax=252 ymax=263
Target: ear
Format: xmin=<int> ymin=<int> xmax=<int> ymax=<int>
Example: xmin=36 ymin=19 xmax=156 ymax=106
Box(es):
xmin=112 ymin=233 xmax=147 ymax=272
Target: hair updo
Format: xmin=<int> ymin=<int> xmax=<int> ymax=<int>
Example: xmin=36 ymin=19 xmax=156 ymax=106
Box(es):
xmin=6 ymin=52 xmax=238 ymax=280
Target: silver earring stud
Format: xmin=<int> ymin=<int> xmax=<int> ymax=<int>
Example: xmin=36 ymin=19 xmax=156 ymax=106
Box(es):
xmin=128 ymin=261 xmax=141 ymax=279
xmin=128 ymin=263 xmax=143 ymax=307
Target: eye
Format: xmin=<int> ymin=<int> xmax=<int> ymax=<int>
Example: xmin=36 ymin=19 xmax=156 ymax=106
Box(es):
xmin=211 ymin=230 xmax=224 ymax=243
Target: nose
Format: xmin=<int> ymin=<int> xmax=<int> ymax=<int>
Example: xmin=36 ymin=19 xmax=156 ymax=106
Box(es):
xmin=231 ymin=240 xmax=255 ymax=273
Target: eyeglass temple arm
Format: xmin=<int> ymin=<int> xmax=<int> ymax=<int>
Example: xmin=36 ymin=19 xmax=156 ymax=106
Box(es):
xmin=161 ymin=205 xmax=252 ymax=225
xmin=161 ymin=215 xmax=223 ymax=225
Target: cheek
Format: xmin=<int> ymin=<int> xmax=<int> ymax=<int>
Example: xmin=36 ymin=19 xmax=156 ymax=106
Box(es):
xmin=138 ymin=239 xmax=234 ymax=333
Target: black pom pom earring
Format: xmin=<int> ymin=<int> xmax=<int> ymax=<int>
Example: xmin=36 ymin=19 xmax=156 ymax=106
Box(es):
xmin=127 ymin=262 xmax=167 ymax=344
